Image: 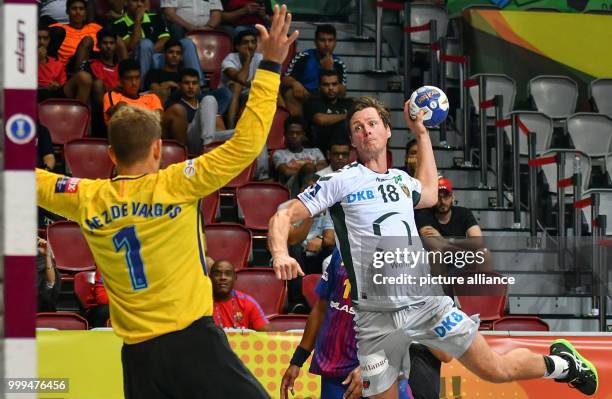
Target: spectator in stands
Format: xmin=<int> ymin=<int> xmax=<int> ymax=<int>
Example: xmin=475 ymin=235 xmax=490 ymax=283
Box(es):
xmin=103 ymin=59 xmax=163 ymax=124
xmin=221 ymin=0 xmax=269 ymax=33
xmin=87 ymin=269 xmax=111 ymax=328
xmin=221 ymin=28 xmax=263 ymax=128
xmin=416 ymin=176 xmax=491 ymax=276
xmin=282 ymin=24 xmax=347 ymax=117
xmin=288 ymin=173 xmax=335 ymax=276
xmin=112 ymin=0 xmax=203 ymax=87
xmin=210 ymin=260 xmax=271 ymax=331
xmin=38 ymin=25 xmax=93 ymax=103
xmin=304 ymin=69 xmax=352 ymax=152
xmin=48 ymin=0 xmax=102 ymax=72
xmin=404 ymin=138 xmax=418 ymax=177
xmin=36 ymin=237 xmax=60 ymax=312
xmin=38 ymin=124 xmax=55 ymax=172
xmin=161 ymin=0 xmax=223 ymax=39
xmin=143 ymin=39 xmax=184 ymax=102
xmin=40 ymin=0 xmax=70 ymax=25
xmin=163 ymin=68 xmax=232 ymax=153
xmin=272 ymin=117 xmax=327 ymax=184
xmin=316 ymin=139 xmax=351 ymax=176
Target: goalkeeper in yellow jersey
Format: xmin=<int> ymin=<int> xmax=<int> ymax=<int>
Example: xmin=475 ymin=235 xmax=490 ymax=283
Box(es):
xmin=36 ymin=6 xmax=298 ymax=398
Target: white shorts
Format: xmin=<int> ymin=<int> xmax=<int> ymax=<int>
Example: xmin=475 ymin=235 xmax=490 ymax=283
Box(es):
xmin=354 ymin=297 xmax=479 ymax=397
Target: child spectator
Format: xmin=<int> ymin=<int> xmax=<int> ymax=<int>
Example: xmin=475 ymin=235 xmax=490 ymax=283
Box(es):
xmin=38 ymin=24 xmax=93 ymax=103
xmin=102 ymin=59 xmax=163 ymax=123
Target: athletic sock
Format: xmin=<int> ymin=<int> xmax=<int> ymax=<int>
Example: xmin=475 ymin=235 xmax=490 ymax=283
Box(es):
xmin=543 ymin=355 xmax=570 ymax=379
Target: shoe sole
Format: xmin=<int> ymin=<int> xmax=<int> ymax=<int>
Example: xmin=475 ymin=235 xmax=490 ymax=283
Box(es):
xmin=552 ymin=339 xmax=599 ymax=396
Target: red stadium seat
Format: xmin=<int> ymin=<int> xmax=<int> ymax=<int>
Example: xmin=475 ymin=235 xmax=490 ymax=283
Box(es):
xmin=492 ymin=316 xmax=550 ymax=331
xmin=236 ymin=183 xmax=290 ymax=231
xmin=234 ymin=268 xmax=286 ymax=315
xmin=267 ymin=107 xmax=289 ymax=151
xmin=74 ymin=271 xmax=96 ymax=309
xmin=161 ymin=139 xmax=188 ymax=169
xmin=64 ymin=138 xmax=114 ymax=179
xmin=47 ymin=221 xmax=96 ymax=273
xmin=302 ymin=274 xmax=322 ymax=308
xmin=453 ymin=271 xmax=508 ymax=322
xmin=282 ymin=40 xmax=297 ymax=74
xmin=39 ymin=99 xmax=90 ymax=145
xmin=36 ymin=312 xmax=89 ymax=330
xmin=205 ymin=223 xmax=252 ymax=271
xmin=203 ymin=143 xmax=255 ymax=188
xmin=201 ymin=191 xmax=220 ymax=225
xmin=267 ymin=314 xmax=308 ymax=331
xmin=186 ymin=30 xmax=232 ymax=89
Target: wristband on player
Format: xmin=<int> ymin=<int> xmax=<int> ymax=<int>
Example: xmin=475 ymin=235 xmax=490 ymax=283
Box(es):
xmin=289 ymin=345 xmax=312 ymax=367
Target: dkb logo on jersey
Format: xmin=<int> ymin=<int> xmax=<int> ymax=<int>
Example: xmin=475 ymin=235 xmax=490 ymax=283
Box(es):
xmin=433 ymin=311 xmax=465 ymax=338
xmin=346 ymin=189 xmax=375 ymax=203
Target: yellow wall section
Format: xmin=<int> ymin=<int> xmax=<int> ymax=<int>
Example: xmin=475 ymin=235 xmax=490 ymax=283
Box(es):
xmin=479 ymin=10 xmax=612 ymax=78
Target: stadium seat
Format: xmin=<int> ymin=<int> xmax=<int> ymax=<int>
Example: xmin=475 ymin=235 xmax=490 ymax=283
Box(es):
xmin=439 ymin=37 xmax=461 ymax=81
xmin=204 ymin=223 xmax=252 ymax=271
xmin=64 ymin=138 xmax=114 ymax=179
xmin=540 ymin=150 xmax=590 ymax=197
xmin=567 ymin=113 xmax=612 ymax=157
xmin=528 ymin=75 xmax=578 ymax=119
xmin=469 ymin=73 xmax=516 ymax=119
xmin=234 ymin=268 xmax=286 ymax=315
xmin=186 ymin=30 xmax=232 ymax=89
xmin=47 ymin=221 xmax=96 ymax=273
xmin=491 ymin=316 xmax=549 ymax=331
xmin=589 ymin=78 xmax=612 ymax=119
xmin=267 ymin=314 xmax=308 ymax=331
xmin=161 ymin=139 xmax=188 ymax=169
xmin=267 ymin=107 xmax=289 ymax=151
xmin=453 ymin=271 xmax=507 ymax=322
xmin=73 ymin=271 xmax=96 ymax=309
xmin=39 ymin=99 xmax=90 ymax=145
xmin=36 ymin=312 xmax=89 ymax=330
xmin=201 ymin=191 xmax=220 ymax=225
xmin=282 ymin=40 xmax=297 ymax=74
xmin=302 ymin=274 xmax=322 ymax=308
xmin=203 ymin=143 xmax=256 ymax=189
xmin=502 ymin=111 xmax=553 ymax=156
xmin=236 ymin=183 xmax=290 ymax=232
xmin=409 ymin=3 xmax=449 ymax=44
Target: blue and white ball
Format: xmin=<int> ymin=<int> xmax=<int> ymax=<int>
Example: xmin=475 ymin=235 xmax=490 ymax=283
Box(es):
xmin=408 ymin=86 xmax=449 ymax=128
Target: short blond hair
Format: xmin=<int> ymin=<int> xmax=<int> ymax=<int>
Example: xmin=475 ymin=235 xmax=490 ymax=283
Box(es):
xmin=108 ymin=105 xmax=162 ymax=166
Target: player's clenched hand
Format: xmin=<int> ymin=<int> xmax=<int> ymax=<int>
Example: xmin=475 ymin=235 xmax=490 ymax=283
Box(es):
xmin=342 ymin=367 xmax=363 ymax=399
xmin=404 ymin=100 xmax=428 ymax=136
xmin=280 ymin=364 xmax=300 ymax=399
xmin=272 ymin=254 xmax=304 ymax=280
xmin=255 ymin=4 xmax=299 ymax=64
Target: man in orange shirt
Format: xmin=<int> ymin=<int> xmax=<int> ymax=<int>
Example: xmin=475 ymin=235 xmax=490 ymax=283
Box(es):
xmin=38 ymin=24 xmax=93 ymax=103
xmin=102 ymin=59 xmax=163 ymax=124
xmin=49 ymin=0 xmax=102 ymax=72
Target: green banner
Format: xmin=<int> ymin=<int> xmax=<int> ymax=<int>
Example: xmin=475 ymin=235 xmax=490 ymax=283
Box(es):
xmin=448 ymin=0 xmax=612 ymax=16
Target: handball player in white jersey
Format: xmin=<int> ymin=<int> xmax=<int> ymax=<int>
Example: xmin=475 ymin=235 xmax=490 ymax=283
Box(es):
xmin=269 ymin=97 xmax=598 ymax=398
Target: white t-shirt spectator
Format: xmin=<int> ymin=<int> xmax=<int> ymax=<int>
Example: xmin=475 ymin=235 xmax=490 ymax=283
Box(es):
xmin=272 ymin=148 xmax=326 ymax=170
xmin=161 ymin=0 xmax=223 ymax=28
xmin=221 ymin=52 xmax=263 ymax=93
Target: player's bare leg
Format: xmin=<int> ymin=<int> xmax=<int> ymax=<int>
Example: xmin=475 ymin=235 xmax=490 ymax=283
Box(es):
xmin=458 ymin=333 xmax=598 ymax=396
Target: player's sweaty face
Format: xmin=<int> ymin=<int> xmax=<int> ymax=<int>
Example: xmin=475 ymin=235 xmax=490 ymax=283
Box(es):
xmin=350 ymin=107 xmax=389 ymax=155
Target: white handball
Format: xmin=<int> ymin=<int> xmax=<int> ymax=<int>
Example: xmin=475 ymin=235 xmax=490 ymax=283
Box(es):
xmin=408 ymin=86 xmax=450 ymax=128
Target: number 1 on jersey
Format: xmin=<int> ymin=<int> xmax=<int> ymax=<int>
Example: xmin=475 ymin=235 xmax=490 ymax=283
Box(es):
xmin=113 ymin=225 xmax=148 ymax=290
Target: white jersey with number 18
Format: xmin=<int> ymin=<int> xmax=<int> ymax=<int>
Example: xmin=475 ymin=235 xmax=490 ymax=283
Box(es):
xmin=298 ymin=162 xmax=438 ymax=311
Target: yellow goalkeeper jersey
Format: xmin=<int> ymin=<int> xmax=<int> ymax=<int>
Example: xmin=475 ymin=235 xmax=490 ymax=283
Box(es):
xmin=37 ymin=69 xmax=279 ymax=344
